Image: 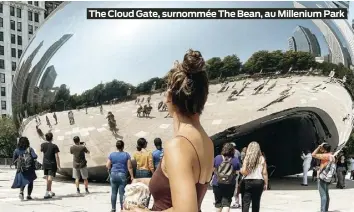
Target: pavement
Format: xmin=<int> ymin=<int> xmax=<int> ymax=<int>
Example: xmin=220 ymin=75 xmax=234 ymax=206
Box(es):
xmin=0 ymin=167 xmax=354 ymax=212
xmin=21 ymin=76 xmax=353 ymax=170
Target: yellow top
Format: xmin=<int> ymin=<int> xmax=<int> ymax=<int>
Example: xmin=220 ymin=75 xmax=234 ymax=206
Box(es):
xmin=133 ymin=150 xmax=154 ymax=172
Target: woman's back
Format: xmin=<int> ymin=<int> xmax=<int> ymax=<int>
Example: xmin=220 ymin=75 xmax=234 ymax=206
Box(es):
xmin=149 ymin=128 xmax=214 ymax=210
xmin=245 ymin=156 xmax=265 ymax=180
xmin=109 ymin=151 xmax=130 ymax=173
xmin=133 ymin=150 xmax=152 ymax=170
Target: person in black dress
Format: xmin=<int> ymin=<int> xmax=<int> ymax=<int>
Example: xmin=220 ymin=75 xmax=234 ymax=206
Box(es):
xmin=11 ymin=137 xmax=38 ymax=200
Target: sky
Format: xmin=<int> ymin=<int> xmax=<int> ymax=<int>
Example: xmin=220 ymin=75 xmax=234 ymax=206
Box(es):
xmin=18 ymin=1 xmax=351 ymax=95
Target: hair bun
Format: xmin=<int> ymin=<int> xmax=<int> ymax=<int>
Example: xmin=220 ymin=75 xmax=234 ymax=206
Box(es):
xmin=180 ymin=49 xmax=205 ymax=74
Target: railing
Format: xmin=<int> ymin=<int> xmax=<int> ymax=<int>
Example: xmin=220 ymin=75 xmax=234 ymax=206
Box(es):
xmin=0 ymin=158 xmax=13 ymax=166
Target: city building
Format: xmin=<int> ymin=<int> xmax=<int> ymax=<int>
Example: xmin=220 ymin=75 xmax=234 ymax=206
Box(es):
xmin=291 ymin=26 xmax=321 ymax=57
xmin=39 ymin=65 xmax=57 ymax=91
xmin=25 ymin=34 xmax=72 ymax=105
xmin=288 ymin=36 xmax=297 ymax=51
xmin=323 ymin=2 xmax=354 ymax=70
xmin=0 ymin=1 xmax=45 ymax=117
xmin=294 ymin=2 xmax=348 ymax=67
xmin=44 ymin=1 xmax=62 ymax=18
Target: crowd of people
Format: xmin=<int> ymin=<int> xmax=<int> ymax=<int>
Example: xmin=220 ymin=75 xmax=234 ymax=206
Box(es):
xmin=9 ymin=49 xmax=352 ymax=212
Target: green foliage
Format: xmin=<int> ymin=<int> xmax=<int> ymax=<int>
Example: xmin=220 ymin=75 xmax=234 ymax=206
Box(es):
xmin=0 ymin=117 xmax=18 ymax=158
xmin=243 ymin=50 xmax=316 ymax=73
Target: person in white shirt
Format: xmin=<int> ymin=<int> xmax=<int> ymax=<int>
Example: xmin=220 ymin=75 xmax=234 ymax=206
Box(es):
xmin=348 ymin=156 xmax=354 ymax=180
xmin=240 ymin=141 xmax=268 ymax=212
xmin=301 ymin=150 xmax=312 ymax=186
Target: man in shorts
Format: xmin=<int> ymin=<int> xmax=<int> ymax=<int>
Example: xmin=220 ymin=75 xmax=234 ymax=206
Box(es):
xmin=40 ymin=132 xmax=61 ymax=199
xmin=70 ymin=136 xmax=90 ymax=194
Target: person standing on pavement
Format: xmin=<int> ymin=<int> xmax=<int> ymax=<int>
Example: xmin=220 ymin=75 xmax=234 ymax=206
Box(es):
xmin=312 ymin=142 xmax=335 ymax=212
xmin=152 ymin=138 xmax=164 ymax=170
xmin=107 ymin=140 xmax=134 ymax=211
xmin=231 ymin=143 xmax=242 ymax=208
xmin=336 ymin=154 xmax=347 ymax=189
xmin=349 ymin=156 xmax=354 ymax=180
xmin=70 ymin=136 xmax=90 ymax=194
xmin=40 ymin=132 xmax=61 ymax=199
xmin=212 ymin=143 xmax=240 ymax=212
xmin=11 ymin=137 xmax=38 ymax=200
xmin=240 ymin=141 xmax=268 ymax=212
xmin=301 ymin=149 xmax=312 ymax=186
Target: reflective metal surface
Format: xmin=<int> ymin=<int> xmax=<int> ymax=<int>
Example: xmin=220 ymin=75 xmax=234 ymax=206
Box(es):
xmin=12 ymin=1 xmax=354 ymax=180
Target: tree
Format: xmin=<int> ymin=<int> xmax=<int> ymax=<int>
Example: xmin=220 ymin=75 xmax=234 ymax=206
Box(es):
xmin=206 ymin=57 xmax=224 ymax=80
xmin=0 ymin=117 xmax=18 ymax=158
xmin=221 ymin=54 xmax=242 ymax=77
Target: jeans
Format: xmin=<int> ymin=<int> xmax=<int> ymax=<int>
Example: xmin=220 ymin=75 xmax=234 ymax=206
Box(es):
xmin=318 ymin=179 xmax=330 ymax=212
xmin=110 ymin=172 xmax=127 ymax=210
xmin=242 ymin=179 xmax=264 ymax=212
xmin=336 ymin=167 xmax=346 ymax=188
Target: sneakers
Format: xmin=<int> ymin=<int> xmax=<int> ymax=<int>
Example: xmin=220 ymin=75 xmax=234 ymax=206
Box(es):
xmin=44 ymin=191 xmax=55 ymax=199
xmin=231 ymin=203 xmax=241 ymax=208
xmin=85 ymin=188 xmax=90 ymax=194
xmin=27 ymin=196 xmax=33 ymax=200
xmin=19 ymin=193 xmax=24 ymax=200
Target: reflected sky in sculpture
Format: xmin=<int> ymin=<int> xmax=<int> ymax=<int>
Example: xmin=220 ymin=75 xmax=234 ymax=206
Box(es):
xmin=19 ymin=1 xmax=335 ymax=94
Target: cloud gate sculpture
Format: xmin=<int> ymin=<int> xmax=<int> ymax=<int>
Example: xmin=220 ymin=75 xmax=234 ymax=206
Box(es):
xmin=12 ymin=1 xmax=354 ymax=181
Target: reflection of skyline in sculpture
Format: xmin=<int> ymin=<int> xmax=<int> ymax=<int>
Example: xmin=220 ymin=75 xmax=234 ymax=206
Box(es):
xmin=25 ymin=34 xmax=73 ymax=105
xmin=12 ymin=41 xmax=44 ymax=111
xmin=39 ymin=65 xmax=57 ymax=91
xmin=294 ymin=1 xmax=348 ymax=67
xmin=323 ymin=2 xmax=354 ymax=69
xmin=290 ymin=26 xmax=321 ymax=57
xmin=39 ymin=65 xmax=58 ymax=105
xmin=288 ymin=36 xmax=296 ymax=51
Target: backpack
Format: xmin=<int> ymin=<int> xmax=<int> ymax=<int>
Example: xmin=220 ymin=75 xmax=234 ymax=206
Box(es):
xmin=319 ymin=158 xmax=337 ymax=183
xmin=17 ymin=148 xmax=34 ymax=172
xmin=216 ymin=156 xmax=235 ymax=185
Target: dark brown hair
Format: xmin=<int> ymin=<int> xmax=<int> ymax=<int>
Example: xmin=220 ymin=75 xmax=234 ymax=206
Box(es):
xmin=221 ymin=143 xmax=235 ymax=158
xmin=137 ymin=138 xmax=147 ymax=151
xmin=166 ymin=49 xmax=209 ymax=116
xmin=116 ymin=140 xmax=124 ymax=151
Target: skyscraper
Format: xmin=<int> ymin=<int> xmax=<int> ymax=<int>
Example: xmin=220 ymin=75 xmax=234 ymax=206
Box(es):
xmin=288 ymin=36 xmax=297 ymax=51
xmin=291 ymin=26 xmax=321 ymax=57
xmin=294 ymin=1 xmax=348 ymax=66
xmin=0 ymin=1 xmax=45 ymax=117
xmin=324 ymin=2 xmax=354 ymax=69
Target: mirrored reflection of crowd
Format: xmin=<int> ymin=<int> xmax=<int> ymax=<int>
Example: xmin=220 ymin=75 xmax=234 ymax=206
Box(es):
xmin=9 ymin=49 xmax=354 ymax=212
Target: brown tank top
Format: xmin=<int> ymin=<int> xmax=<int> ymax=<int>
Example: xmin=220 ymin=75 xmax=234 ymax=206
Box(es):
xmin=149 ymin=136 xmax=208 ymax=211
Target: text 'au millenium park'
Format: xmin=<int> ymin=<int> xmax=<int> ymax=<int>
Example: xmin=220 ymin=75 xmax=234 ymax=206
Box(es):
xmin=86 ymin=8 xmax=348 ymax=19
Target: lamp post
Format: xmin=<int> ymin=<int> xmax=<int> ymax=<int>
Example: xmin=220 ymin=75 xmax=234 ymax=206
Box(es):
xmin=151 ymin=81 xmax=156 ymax=93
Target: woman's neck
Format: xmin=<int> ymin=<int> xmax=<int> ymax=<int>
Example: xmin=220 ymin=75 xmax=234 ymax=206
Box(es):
xmin=172 ymin=112 xmax=201 ymax=135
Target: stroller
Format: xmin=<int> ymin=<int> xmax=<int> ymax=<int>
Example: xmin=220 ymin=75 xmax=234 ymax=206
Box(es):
xmin=267 ymin=165 xmax=276 ymax=190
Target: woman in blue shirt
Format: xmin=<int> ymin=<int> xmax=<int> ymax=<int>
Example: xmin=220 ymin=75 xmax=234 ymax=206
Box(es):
xmin=11 ymin=137 xmax=38 ymax=200
xmin=106 ymin=140 xmax=134 ymax=212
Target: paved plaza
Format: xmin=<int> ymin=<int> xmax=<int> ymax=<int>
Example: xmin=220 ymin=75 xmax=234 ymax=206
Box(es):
xmin=0 ymin=167 xmax=354 ymax=212
xmin=21 ymin=76 xmax=353 ymax=170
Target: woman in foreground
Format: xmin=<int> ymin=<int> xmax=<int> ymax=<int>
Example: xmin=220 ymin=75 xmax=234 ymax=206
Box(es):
xmin=11 ymin=137 xmax=38 ymax=200
xmin=127 ymin=49 xmax=214 ymax=211
xmin=240 ymin=142 xmax=268 ymax=212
